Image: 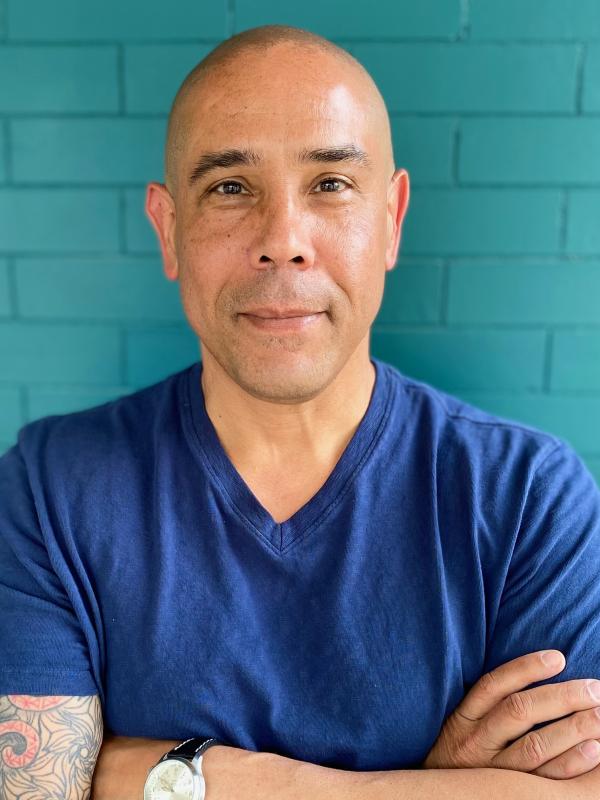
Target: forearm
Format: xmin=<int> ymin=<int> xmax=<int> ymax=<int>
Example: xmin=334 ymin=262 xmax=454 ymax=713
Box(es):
xmin=346 ymin=764 xmax=567 ymax=800
xmin=91 ymin=735 xmax=569 ymax=800
xmin=90 ymin=734 xmax=180 ymax=800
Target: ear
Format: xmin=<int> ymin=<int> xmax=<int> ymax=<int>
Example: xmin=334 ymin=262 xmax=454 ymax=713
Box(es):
xmin=145 ymin=182 xmax=179 ymax=281
xmin=385 ymin=168 xmax=410 ymax=272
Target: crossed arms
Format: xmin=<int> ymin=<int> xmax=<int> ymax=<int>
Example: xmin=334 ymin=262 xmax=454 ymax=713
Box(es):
xmin=0 ymin=693 xmax=584 ymax=800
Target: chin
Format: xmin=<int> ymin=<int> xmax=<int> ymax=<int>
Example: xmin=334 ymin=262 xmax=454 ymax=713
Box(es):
xmin=233 ymin=359 xmax=329 ymax=403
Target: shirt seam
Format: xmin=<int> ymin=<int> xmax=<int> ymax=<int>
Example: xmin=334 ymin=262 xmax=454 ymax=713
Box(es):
xmin=0 ymin=667 xmax=93 ymax=674
xmin=398 ymin=381 xmax=563 ymax=443
xmin=182 ymin=368 xmax=283 ymax=554
xmin=280 ymin=366 xmax=395 ymax=553
xmin=182 ymin=361 xmax=395 ymax=555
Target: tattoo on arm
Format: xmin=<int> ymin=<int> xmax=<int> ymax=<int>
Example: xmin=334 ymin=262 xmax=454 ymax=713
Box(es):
xmin=0 ymin=694 xmax=103 ymax=800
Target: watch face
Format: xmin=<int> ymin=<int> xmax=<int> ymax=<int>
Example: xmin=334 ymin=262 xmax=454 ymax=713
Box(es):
xmin=144 ymin=758 xmax=198 ymax=800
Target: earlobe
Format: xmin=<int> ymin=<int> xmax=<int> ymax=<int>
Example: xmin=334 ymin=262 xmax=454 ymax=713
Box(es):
xmin=144 ymin=182 xmax=179 ymax=281
xmin=385 ymin=169 xmax=410 ymax=271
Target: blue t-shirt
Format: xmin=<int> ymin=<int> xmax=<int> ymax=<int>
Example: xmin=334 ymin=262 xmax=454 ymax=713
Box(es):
xmin=1 ymin=356 xmax=600 ymax=771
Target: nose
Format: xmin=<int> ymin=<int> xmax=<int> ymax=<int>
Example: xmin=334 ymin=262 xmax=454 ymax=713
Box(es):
xmin=248 ymin=192 xmax=316 ymax=271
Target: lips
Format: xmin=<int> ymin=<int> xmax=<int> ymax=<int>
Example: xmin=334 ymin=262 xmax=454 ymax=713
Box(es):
xmin=241 ymin=307 xmax=323 ymax=319
xmin=240 ymin=311 xmax=325 ymax=332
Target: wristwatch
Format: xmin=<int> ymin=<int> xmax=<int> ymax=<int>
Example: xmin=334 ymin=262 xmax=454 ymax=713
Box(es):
xmin=143 ymin=736 xmax=222 ymax=800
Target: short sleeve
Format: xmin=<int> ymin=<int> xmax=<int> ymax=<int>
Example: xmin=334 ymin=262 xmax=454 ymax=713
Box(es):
xmin=482 ymin=440 xmax=600 ymax=698
xmin=0 ymin=442 xmax=99 ymax=695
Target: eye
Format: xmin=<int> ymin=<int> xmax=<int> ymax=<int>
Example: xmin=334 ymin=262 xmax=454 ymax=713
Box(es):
xmin=209 ymin=180 xmax=248 ymax=195
xmin=208 ymin=177 xmax=352 ymax=196
xmin=314 ymin=177 xmax=351 ymax=193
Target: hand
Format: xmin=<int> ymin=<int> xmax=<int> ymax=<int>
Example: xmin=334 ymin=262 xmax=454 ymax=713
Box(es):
xmin=423 ymin=650 xmax=600 ymax=780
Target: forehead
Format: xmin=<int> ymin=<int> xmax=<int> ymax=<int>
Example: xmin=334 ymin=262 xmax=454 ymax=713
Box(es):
xmin=181 ymin=62 xmax=383 ymax=159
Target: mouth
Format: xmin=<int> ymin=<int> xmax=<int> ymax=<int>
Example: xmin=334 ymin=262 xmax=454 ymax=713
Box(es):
xmin=239 ymin=311 xmax=325 ymax=332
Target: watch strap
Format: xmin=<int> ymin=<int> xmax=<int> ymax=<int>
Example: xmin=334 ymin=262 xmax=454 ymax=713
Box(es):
xmin=161 ymin=736 xmax=221 ymax=763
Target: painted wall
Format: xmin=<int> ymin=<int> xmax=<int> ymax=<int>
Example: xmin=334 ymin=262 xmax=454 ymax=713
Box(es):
xmin=0 ymin=0 xmax=599 ymax=483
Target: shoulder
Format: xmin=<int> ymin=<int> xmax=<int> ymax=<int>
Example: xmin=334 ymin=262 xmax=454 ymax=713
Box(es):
xmin=377 ymin=358 xmax=567 ymax=482
xmin=8 ymin=364 xmax=194 ymax=493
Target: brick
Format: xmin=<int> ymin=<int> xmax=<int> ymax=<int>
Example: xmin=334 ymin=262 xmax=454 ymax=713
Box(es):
xmin=0 ymin=189 xmax=119 ymax=253
xmin=0 ymin=387 xmax=22 ymax=443
xmin=352 ymin=43 xmax=578 ymax=113
xmin=7 ymin=0 xmax=227 ymax=40
xmin=0 ymin=260 xmax=10 ymax=316
xmin=583 ymin=45 xmax=600 ymax=113
xmin=402 ymin=189 xmax=561 ymax=255
xmin=16 ymin=257 xmax=184 ymax=322
xmin=12 ymin=119 xmax=166 ymax=184
xmin=371 ymin=329 xmax=545 ymax=390
xmin=470 ymin=0 xmax=600 ymax=39
xmin=125 ymin=188 xmax=160 ymax=253
xmin=456 ymin=391 xmax=600 ymax=454
xmin=552 ymin=332 xmax=600 ymax=392
xmin=567 ymin=191 xmax=600 ymax=254
xmin=584 ymin=456 xmax=600 ymax=487
xmin=0 ymin=123 xmax=5 ymax=183
xmin=375 ymin=260 xmax=443 ymax=324
xmin=447 ymin=261 xmax=600 ymax=324
xmin=0 ymin=46 xmax=118 ymax=113
xmin=460 ymin=119 xmax=600 ymax=184
xmin=27 ymin=385 xmax=132 ymax=423
xmin=125 ymin=327 xmax=199 ymax=387
xmin=125 ymin=44 xmax=215 ymax=114
xmin=235 ymin=0 xmax=460 ymax=38
xmin=391 ymin=117 xmax=454 ymax=185
xmin=0 ymin=322 xmax=120 ymax=383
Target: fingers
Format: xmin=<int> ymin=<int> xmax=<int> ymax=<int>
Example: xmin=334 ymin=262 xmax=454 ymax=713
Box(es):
xmin=481 ymin=678 xmax=600 ymax=749
xmin=531 ymin=738 xmax=600 ymax=780
xmin=456 ymin=650 xmax=566 ymax=722
xmin=494 ymin=706 xmax=600 ymax=776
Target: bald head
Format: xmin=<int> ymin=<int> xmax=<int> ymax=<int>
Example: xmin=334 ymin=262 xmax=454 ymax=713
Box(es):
xmin=164 ymin=24 xmax=394 ymax=195
xmin=145 ymin=23 xmax=410 ymax=409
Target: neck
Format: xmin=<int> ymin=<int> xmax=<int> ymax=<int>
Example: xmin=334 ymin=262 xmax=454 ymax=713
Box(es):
xmin=199 ymin=345 xmax=376 ymax=471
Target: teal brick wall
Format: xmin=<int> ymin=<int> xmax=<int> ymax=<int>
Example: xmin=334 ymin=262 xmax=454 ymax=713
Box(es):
xmin=0 ymin=0 xmax=599 ymax=486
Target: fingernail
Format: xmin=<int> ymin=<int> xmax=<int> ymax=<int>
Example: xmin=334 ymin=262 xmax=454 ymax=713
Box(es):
xmin=581 ymin=740 xmax=600 ymax=759
xmin=541 ymin=651 xmax=563 ymax=667
xmin=587 ymin=680 xmax=600 ymax=702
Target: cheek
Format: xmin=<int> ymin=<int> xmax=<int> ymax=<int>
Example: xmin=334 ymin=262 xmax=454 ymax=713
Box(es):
xmin=327 ymin=199 xmax=383 ymax=249
xmin=176 ymin=203 xmax=386 ymax=316
xmin=326 ymin=209 xmax=384 ymax=284
xmin=178 ymin=220 xmax=237 ymax=282
xmin=329 ymin=211 xmax=387 ymax=326
xmin=175 ymin=233 xmax=224 ymax=326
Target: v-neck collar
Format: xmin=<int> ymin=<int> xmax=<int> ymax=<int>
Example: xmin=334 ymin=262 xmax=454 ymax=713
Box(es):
xmin=183 ymin=357 xmax=392 ymax=553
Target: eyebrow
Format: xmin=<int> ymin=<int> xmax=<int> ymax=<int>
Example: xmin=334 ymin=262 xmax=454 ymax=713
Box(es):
xmin=187 ymin=144 xmax=372 ymax=187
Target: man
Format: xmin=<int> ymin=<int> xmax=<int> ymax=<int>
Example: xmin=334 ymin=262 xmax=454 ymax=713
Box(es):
xmin=1 ymin=23 xmax=600 ymax=800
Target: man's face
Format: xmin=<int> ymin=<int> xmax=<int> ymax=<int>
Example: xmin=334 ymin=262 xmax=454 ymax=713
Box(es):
xmin=150 ymin=45 xmax=408 ymax=403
